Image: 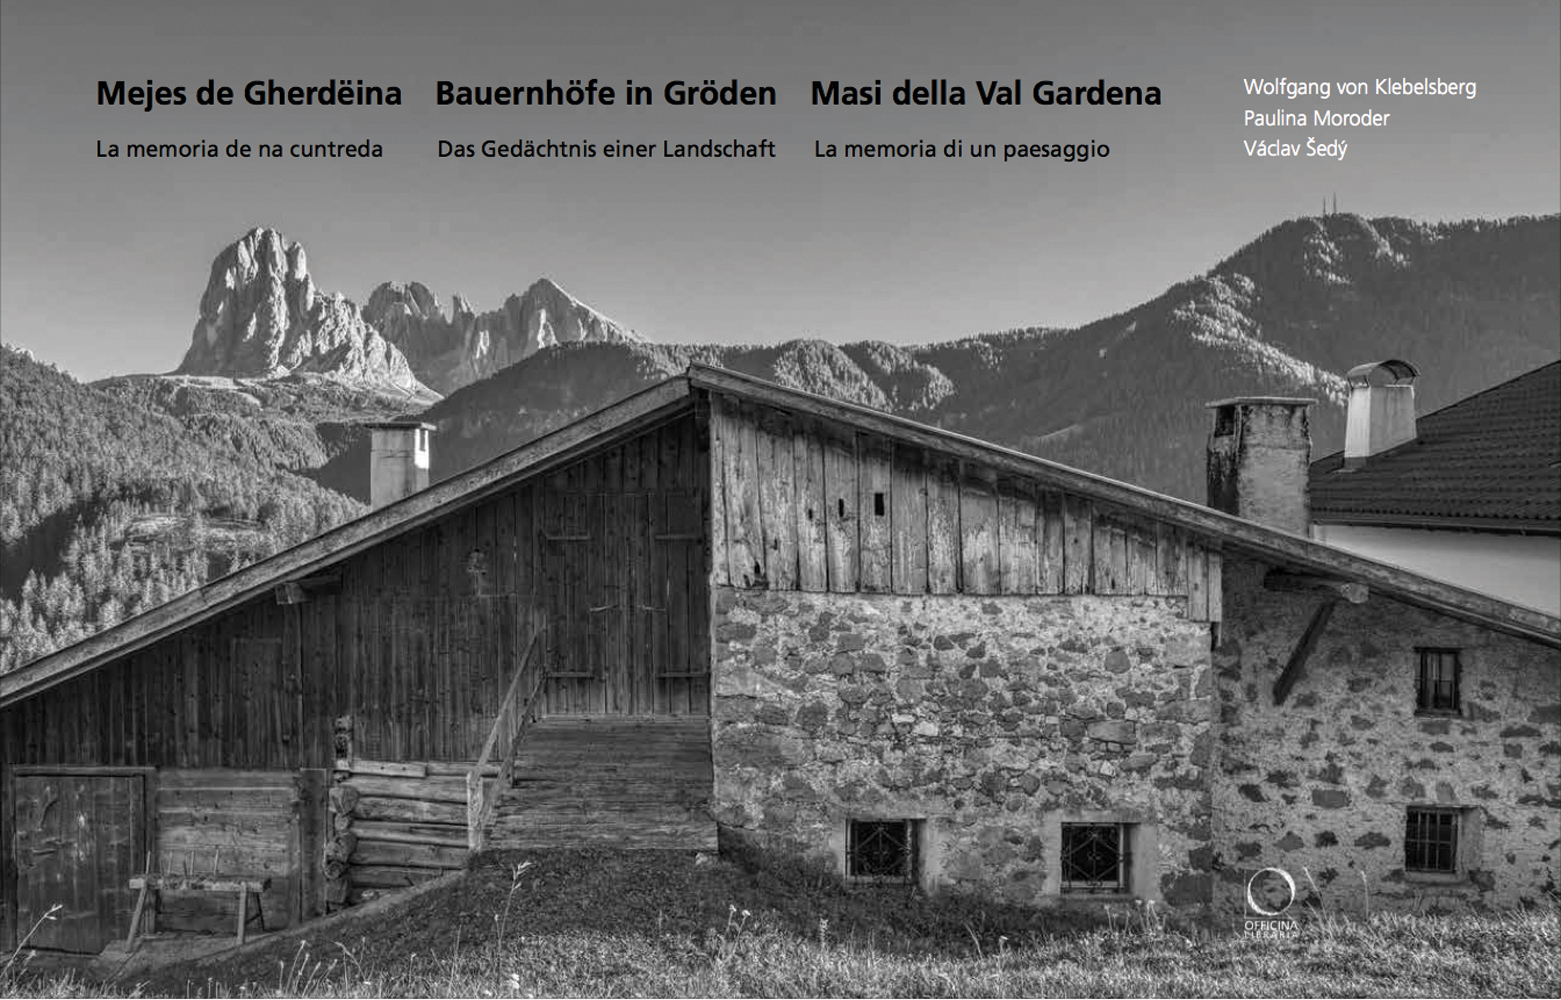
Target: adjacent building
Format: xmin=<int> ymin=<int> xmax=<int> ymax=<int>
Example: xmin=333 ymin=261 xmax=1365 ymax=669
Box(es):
xmin=1309 ymin=360 xmax=1561 ymax=616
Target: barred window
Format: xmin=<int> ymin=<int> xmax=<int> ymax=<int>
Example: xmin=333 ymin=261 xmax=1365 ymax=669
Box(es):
xmin=1416 ymin=648 xmax=1461 ymax=713
xmin=847 ymin=820 xmax=918 ymax=883
xmin=1405 ymin=807 xmax=1459 ymax=873
xmin=1061 ymin=823 xmax=1130 ymax=892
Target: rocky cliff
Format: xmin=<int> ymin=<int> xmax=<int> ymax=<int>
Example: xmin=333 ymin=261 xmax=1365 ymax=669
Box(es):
xmin=363 ymin=277 xmax=640 ymax=394
xmin=175 ymin=228 xmax=432 ymax=399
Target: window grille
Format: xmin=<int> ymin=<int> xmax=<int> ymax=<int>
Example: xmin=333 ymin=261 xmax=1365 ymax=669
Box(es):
xmin=1405 ymin=808 xmax=1459 ymax=873
xmin=1416 ymin=648 xmax=1461 ymax=713
xmin=1061 ymin=823 xmax=1130 ymax=892
xmin=847 ymin=820 xmax=917 ymax=883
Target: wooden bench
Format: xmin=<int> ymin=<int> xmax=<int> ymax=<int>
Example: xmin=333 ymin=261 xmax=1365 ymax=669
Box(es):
xmin=126 ymin=874 xmax=272 ymax=948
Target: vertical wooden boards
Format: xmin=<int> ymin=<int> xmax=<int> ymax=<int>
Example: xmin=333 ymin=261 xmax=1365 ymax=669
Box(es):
xmin=822 ymin=428 xmax=858 ymax=593
xmin=1092 ymin=514 xmax=1127 ymax=595
xmin=664 ymin=494 xmax=690 ymax=695
xmin=890 ymin=445 xmax=928 ymax=595
xmin=1150 ymin=522 xmax=1172 ymax=596
xmin=649 ymin=490 xmax=671 ymax=714
xmin=708 ymin=396 xmax=731 ymax=589
xmin=1206 ymin=549 xmax=1224 ymax=624
xmin=756 ymin=409 xmax=798 ymax=590
xmin=1063 ymin=496 xmax=1093 ymax=595
xmin=1038 ymin=491 xmax=1066 ymax=594
xmin=627 ymin=488 xmax=648 ymax=716
xmin=925 ymin=454 xmax=961 ymax=594
xmin=960 ymin=466 xmax=999 ymax=595
xmin=294 ymin=769 xmax=327 ymax=924
xmin=181 ymin=632 xmax=200 ymax=768
xmin=793 ymin=420 xmax=828 ymax=592
xmin=539 ymin=470 xmax=568 ymax=715
xmin=1186 ymin=542 xmax=1209 ymax=621
xmin=1130 ymin=524 xmax=1157 ymax=596
xmin=718 ymin=397 xmax=765 ymax=588
xmin=998 ymin=478 xmax=1039 ymax=595
xmin=857 ymin=435 xmax=894 ymax=593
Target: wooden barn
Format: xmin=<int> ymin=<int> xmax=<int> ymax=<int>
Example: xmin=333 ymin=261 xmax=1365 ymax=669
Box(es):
xmin=3 ymin=365 xmax=1557 ymax=952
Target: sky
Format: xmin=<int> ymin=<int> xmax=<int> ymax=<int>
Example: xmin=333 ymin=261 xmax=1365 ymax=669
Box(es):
xmin=1 ymin=0 xmax=1557 ymax=381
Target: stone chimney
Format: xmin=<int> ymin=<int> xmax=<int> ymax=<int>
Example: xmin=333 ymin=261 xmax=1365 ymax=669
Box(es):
xmin=1344 ymin=360 xmax=1418 ymax=468
xmin=1206 ymin=397 xmax=1315 ymax=534
xmin=366 ymin=421 xmax=433 ymax=508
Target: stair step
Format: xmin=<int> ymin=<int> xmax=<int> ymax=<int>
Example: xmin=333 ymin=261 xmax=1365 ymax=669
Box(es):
xmin=511 ymin=754 xmax=712 ymax=766
xmin=502 ymin=792 xmax=709 ymax=807
xmin=481 ymin=715 xmax=715 ymax=852
xmin=508 ymin=776 xmax=709 ymax=787
xmin=485 ymin=831 xmax=717 ymax=851
xmin=514 ymin=746 xmax=710 ymax=760
xmin=494 ymin=795 xmax=709 ymax=813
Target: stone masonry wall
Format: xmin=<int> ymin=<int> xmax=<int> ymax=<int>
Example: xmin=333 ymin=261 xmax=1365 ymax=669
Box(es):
xmin=1215 ymin=554 xmax=1561 ymax=913
xmin=710 ymin=587 xmax=1215 ymax=907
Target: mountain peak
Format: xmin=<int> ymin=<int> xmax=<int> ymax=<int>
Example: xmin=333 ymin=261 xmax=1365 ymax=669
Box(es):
xmin=176 ymin=229 xmax=431 ymax=397
xmin=525 ymin=276 xmax=568 ymax=297
xmin=362 ymin=273 xmax=641 ymax=395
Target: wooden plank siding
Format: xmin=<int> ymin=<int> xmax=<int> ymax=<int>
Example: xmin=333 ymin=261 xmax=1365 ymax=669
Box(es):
xmin=707 ymin=393 xmax=1222 ymax=621
xmin=0 ymin=412 xmax=712 ymax=779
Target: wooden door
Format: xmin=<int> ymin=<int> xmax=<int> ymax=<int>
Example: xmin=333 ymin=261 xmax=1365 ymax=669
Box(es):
xmin=11 ymin=770 xmax=148 ymax=953
xmin=540 ymin=486 xmax=709 ymax=717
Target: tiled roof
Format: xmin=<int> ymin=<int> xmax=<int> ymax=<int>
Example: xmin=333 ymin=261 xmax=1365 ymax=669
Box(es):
xmin=1310 ymin=362 xmax=1561 ymax=531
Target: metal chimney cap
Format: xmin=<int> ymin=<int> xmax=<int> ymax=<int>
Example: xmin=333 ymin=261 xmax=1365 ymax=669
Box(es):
xmin=1204 ymin=396 xmax=1316 ymax=409
xmin=363 ymin=421 xmax=436 ymax=431
xmin=1345 ymin=360 xmax=1419 ymax=386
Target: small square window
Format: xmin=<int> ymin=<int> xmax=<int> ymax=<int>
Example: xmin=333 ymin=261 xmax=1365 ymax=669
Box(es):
xmin=1416 ymin=648 xmax=1461 ymax=714
xmin=1405 ymin=807 xmax=1459 ymax=873
xmin=847 ymin=820 xmax=918 ymax=883
xmin=1061 ymin=823 xmax=1130 ymax=893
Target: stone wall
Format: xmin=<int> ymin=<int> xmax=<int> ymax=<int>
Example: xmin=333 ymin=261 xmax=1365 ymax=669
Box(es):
xmin=1214 ymin=555 xmax=1561 ymax=913
xmin=710 ymin=587 xmax=1215 ymax=907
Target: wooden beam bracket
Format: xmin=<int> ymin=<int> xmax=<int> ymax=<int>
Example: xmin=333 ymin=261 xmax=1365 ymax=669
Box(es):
xmin=272 ymin=582 xmax=307 ymax=605
xmin=273 ymin=572 xmax=342 ymax=605
xmin=1262 ymin=569 xmax=1369 ymax=605
xmin=1272 ymin=599 xmax=1337 ymax=705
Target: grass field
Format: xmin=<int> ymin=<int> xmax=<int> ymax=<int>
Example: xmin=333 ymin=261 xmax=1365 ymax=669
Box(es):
xmin=6 ymin=848 xmax=1558 ymax=998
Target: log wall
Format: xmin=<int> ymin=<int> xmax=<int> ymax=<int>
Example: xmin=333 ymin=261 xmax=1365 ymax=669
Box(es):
xmin=329 ymin=761 xmax=474 ymax=907
xmin=709 ymin=393 xmax=1222 ymax=621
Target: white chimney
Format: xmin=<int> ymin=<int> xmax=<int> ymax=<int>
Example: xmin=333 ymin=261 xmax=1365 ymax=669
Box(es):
xmin=367 ymin=421 xmax=433 ymax=507
xmin=1343 ymin=360 xmax=1418 ymax=468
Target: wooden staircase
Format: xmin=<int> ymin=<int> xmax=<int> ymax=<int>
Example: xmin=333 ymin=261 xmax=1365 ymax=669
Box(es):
xmin=483 ymin=716 xmax=717 ymax=851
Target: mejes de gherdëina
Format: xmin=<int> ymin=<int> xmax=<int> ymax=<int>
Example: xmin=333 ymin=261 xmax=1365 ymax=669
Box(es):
xmin=97 ymin=79 xmax=402 ymax=110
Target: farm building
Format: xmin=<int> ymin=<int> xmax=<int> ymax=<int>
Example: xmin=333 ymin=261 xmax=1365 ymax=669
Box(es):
xmin=2 ymin=364 xmax=1557 ymax=954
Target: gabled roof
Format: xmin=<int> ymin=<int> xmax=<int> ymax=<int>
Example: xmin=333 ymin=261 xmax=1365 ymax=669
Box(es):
xmin=4 ymin=364 xmax=1559 ymax=708
xmin=1311 ymin=361 xmax=1561 ymax=532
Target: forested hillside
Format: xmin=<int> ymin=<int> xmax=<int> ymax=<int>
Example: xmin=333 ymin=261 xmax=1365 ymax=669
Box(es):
xmin=0 ymin=346 xmax=365 ymax=671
